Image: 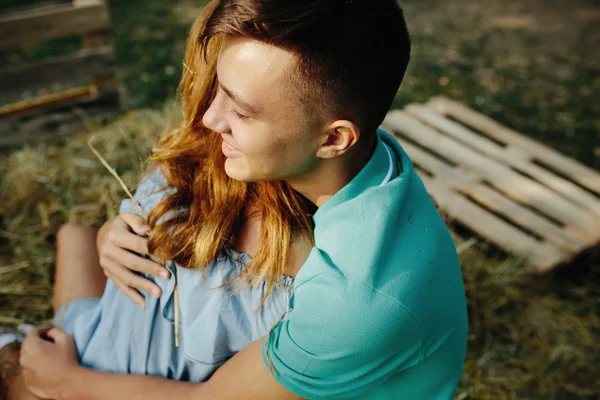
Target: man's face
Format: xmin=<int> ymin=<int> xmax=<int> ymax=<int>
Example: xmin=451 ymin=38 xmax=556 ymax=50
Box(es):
xmin=202 ymin=36 xmax=325 ymax=182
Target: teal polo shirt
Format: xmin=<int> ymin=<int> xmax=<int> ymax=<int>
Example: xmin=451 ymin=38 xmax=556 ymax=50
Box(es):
xmin=261 ymin=128 xmax=468 ymax=399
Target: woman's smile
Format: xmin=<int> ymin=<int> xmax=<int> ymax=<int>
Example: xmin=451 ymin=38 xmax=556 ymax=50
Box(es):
xmin=221 ymin=137 xmax=243 ymax=157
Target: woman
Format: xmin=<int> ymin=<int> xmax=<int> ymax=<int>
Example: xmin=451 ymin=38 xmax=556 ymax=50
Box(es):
xmin=7 ymin=0 xmax=467 ymax=399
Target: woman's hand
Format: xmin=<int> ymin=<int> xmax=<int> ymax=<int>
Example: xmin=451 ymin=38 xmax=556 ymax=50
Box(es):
xmin=97 ymin=213 xmax=171 ymax=308
xmin=19 ymin=326 xmax=80 ymax=400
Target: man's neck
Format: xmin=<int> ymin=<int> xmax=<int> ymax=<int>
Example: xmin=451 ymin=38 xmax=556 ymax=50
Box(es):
xmin=286 ymin=134 xmax=378 ymax=208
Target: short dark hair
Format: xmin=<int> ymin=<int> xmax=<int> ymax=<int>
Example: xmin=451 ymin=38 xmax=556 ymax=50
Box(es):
xmin=200 ymin=0 xmax=411 ymax=137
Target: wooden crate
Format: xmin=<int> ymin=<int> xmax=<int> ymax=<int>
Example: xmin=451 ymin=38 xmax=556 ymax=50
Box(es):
xmin=381 ymin=96 xmax=600 ymax=272
xmin=0 ymin=0 xmax=120 ymax=146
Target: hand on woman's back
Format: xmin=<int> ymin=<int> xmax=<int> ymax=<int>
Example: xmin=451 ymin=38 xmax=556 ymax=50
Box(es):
xmin=97 ymin=212 xmax=171 ymax=308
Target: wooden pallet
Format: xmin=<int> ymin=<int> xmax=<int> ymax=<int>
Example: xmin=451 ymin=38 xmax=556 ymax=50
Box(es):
xmin=0 ymin=0 xmax=119 ymax=146
xmin=381 ymin=96 xmax=600 ymax=272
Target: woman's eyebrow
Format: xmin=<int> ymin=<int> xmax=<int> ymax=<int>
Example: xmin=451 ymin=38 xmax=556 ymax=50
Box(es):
xmin=219 ymin=83 xmax=261 ymax=116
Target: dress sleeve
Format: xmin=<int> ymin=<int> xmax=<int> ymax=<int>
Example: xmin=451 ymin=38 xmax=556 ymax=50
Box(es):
xmin=261 ymin=271 xmax=423 ymax=398
xmin=118 ymin=164 xmax=175 ymax=218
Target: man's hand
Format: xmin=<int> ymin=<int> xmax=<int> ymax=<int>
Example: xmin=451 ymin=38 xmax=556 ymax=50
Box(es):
xmin=97 ymin=213 xmax=171 ymax=308
xmin=19 ymin=326 xmax=80 ymax=400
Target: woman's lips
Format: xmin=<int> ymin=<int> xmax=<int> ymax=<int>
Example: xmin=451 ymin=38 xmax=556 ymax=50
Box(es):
xmin=221 ymin=138 xmax=243 ymax=157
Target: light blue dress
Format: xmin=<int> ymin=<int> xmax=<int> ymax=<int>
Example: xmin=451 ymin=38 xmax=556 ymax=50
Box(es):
xmin=53 ymin=166 xmax=295 ymax=381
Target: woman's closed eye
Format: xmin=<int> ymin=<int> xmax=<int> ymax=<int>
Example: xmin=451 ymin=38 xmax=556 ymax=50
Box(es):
xmin=229 ymin=107 xmax=249 ymax=121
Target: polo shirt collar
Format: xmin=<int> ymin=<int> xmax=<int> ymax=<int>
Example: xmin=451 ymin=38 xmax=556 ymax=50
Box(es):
xmin=313 ymin=128 xmax=395 ymax=224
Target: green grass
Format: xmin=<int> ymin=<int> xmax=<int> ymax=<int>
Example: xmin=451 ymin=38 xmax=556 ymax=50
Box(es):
xmin=102 ymin=0 xmax=194 ymax=109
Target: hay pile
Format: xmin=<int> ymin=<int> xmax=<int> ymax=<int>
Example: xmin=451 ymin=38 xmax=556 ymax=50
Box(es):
xmin=0 ymin=104 xmax=179 ymax=324
xmin=0 ymin=106 xmax=598 ymax=399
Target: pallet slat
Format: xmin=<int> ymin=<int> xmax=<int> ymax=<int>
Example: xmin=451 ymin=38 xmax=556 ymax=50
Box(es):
xmin=418 ymin=173 xmax=566 ymax=272
xmin=0 ymin=90 xmax=119 ymax=147
xmin=0 ymin=46 xmax=116 ymax=97
xmin=381 ymin=97 xmax=600 ymax=272
xmin=0 ymin=86 xmax=94 ymax=118
xmin=426 ymin=96 xmax=600 ymax=194
xmin=0 ymin=1 xmax=109 ymax=50
xmin=405 ymin=104 xmax=600 ymax=216
xmin=393 ymin=136 xmax=591 ymax=254
xmin=385 ymin=111 xmax=600 ymax=239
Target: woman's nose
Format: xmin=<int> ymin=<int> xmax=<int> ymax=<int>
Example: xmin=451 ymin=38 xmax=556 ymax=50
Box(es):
xmin=202 ymin=95 xmax=230 ymax=133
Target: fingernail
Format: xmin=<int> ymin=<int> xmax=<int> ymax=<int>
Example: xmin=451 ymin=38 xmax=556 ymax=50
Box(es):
xmin=139 ymin=301 xmax=146 ymax=309
xmin=159 ymin=270 xmax=170 ymax=279
xmin=152 ymin=288 xmax=161 ymax=297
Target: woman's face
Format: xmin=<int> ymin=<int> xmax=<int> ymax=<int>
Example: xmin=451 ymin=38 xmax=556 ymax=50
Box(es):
xmin=202 ymin=36 xmax=327 ymax=183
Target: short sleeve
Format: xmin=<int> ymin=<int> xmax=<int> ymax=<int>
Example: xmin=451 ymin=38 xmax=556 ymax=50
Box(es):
xmin=261 ymin=271 xmax=423 ymax=398
xmin=119 ymin=165 xmax=175 ymax=218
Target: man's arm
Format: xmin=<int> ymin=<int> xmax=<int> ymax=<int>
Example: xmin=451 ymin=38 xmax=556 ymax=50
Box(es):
xmin=62 ymin=337 xmax=299 ymax=400
xmin=64 ymin=370 xmax=199 ymax=400
xmin=197 ymin=337 xmax=304 ymax=400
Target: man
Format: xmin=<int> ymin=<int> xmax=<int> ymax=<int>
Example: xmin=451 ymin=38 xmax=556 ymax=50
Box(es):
xmin=12 ymin=0 xmax=467 ymax=398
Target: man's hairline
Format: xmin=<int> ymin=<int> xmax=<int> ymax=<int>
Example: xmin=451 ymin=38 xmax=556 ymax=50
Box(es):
xmin=217 ymin=34 xmax=353 ymax=132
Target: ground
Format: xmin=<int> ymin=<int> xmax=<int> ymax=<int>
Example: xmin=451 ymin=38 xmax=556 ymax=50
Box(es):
xmin=0 ymin=1 xmax=598 ymax=399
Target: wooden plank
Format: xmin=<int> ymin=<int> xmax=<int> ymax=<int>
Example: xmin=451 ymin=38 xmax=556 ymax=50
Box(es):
xmin=384 ymin=111 xmax=600 ymax=239
xmin=0 ymin=108 xmax=116 ymax=147
xmin=0 ymin=1 xmax=109 ymax=50
xmin=405 ymin=104 xmax=503 ymax=156
xmin=0 ymin=86 xmax=94 ymax=117
xmin=405 ymin=104 xmax=600 ymax=217
xmin=0 ymin=90 xmax=119 ymax=147
xmin=82 ymin=31 xmax=119 ymax=93
xmin=0 ymin=46 xmax=116 ymax=97
xmin=393 ymin=135 xmax=592 ymax=253
xmin=417 ymin=173 xmax=567 ymax=272
xmin=427 ymin=96 xmax=600 ymax=194
xmin=73 ymin=0 xmax=103 ymax=6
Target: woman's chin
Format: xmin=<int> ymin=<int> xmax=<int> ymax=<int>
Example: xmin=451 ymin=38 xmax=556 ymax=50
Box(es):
xmin=224 ymin=159 xmax=252 ymax=182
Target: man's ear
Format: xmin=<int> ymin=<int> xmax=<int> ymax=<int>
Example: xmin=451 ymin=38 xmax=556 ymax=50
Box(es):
xmin=316 ymin=120 xmax=360 ymax=159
